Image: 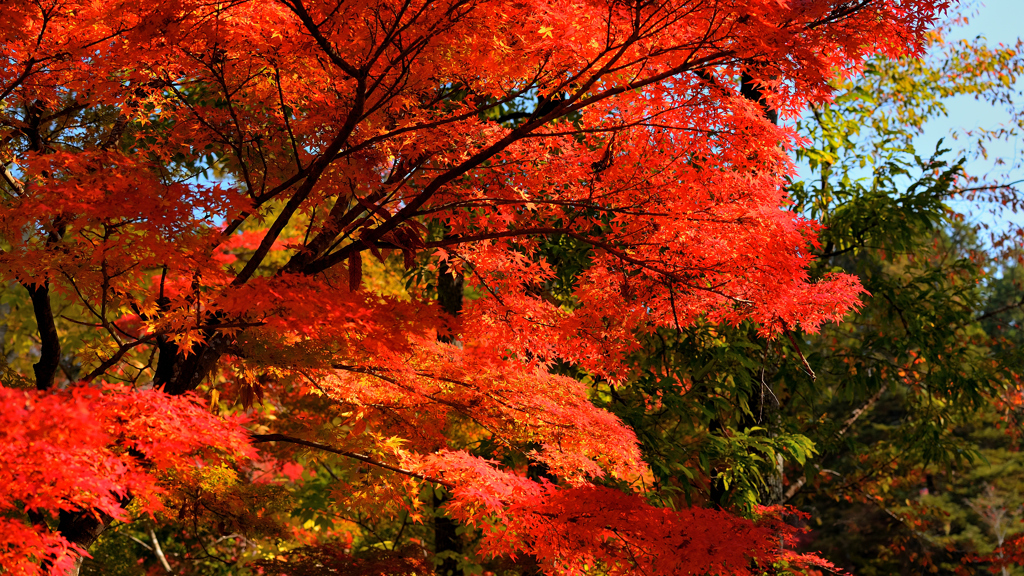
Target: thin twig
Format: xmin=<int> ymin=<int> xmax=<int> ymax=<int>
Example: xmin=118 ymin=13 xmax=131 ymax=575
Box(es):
xmin=149 ymin=527 xmax=174 ymax=573
xmin=128 ymin=534 xmax=153 ymax=551
xmin=250 ymin=433 xmax=453 ymax=488
xmin=783 ymin=327 xmax=816 ymax=381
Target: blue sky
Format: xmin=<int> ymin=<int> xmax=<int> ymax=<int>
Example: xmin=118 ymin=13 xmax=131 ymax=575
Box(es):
xmin=924 ymin=0 xmax=1023 ymax=190
xmin=790 ymin=0 xmax=1024 ymax=234
xmin=932 ymin=0 xmax=1024 ymax=232
xmin=948 ymin=0 xmax=1020 ymax=48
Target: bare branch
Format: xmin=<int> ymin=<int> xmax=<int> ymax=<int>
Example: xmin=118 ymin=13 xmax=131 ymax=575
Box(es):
xmin=250 ymin=433 xmax=453 ymax=488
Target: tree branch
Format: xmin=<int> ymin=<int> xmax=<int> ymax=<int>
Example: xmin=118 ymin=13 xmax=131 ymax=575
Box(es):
xmin=24 ymin=281 xmax=61 ymax=390
xmin=148 ymin=527 xmax=174 ymax=574
xmin=783 ymin=384 xmax=887 ymax=503
xmin=250 ymin=433 xmax=453 ymax=488
xmin=784 ymin=328 xmax=816 ymax=382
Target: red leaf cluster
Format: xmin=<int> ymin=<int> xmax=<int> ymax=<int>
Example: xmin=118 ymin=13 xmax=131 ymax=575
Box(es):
xmin=0 ymin=384 xmax=253 ymax=574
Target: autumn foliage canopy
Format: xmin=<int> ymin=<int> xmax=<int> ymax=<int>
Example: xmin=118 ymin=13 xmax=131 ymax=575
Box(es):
xmin=0 ymin=0 xmax=950 ymax=573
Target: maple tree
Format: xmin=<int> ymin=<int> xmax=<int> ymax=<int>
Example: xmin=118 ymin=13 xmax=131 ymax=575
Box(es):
xmin=0 ymin=0 xmax=953 ymax=574
xmin=548 ymin=5 xmax=1024 ymax=574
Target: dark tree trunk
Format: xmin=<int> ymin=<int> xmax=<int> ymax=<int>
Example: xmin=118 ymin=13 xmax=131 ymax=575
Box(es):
xmin=153 ymin=334 xmax=226 ymax=396
xmin=741 ymin=72 xmax=784 ymax=508
xmin=433 ymin=490 xmax=463 ymax=576
xmin=434 ymin=259 xmax=464 ymax=575
xmin=26 ymin=281 xmax=60 ymax=391
xmin=53 ymin=511 xmax=110 ymax=576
